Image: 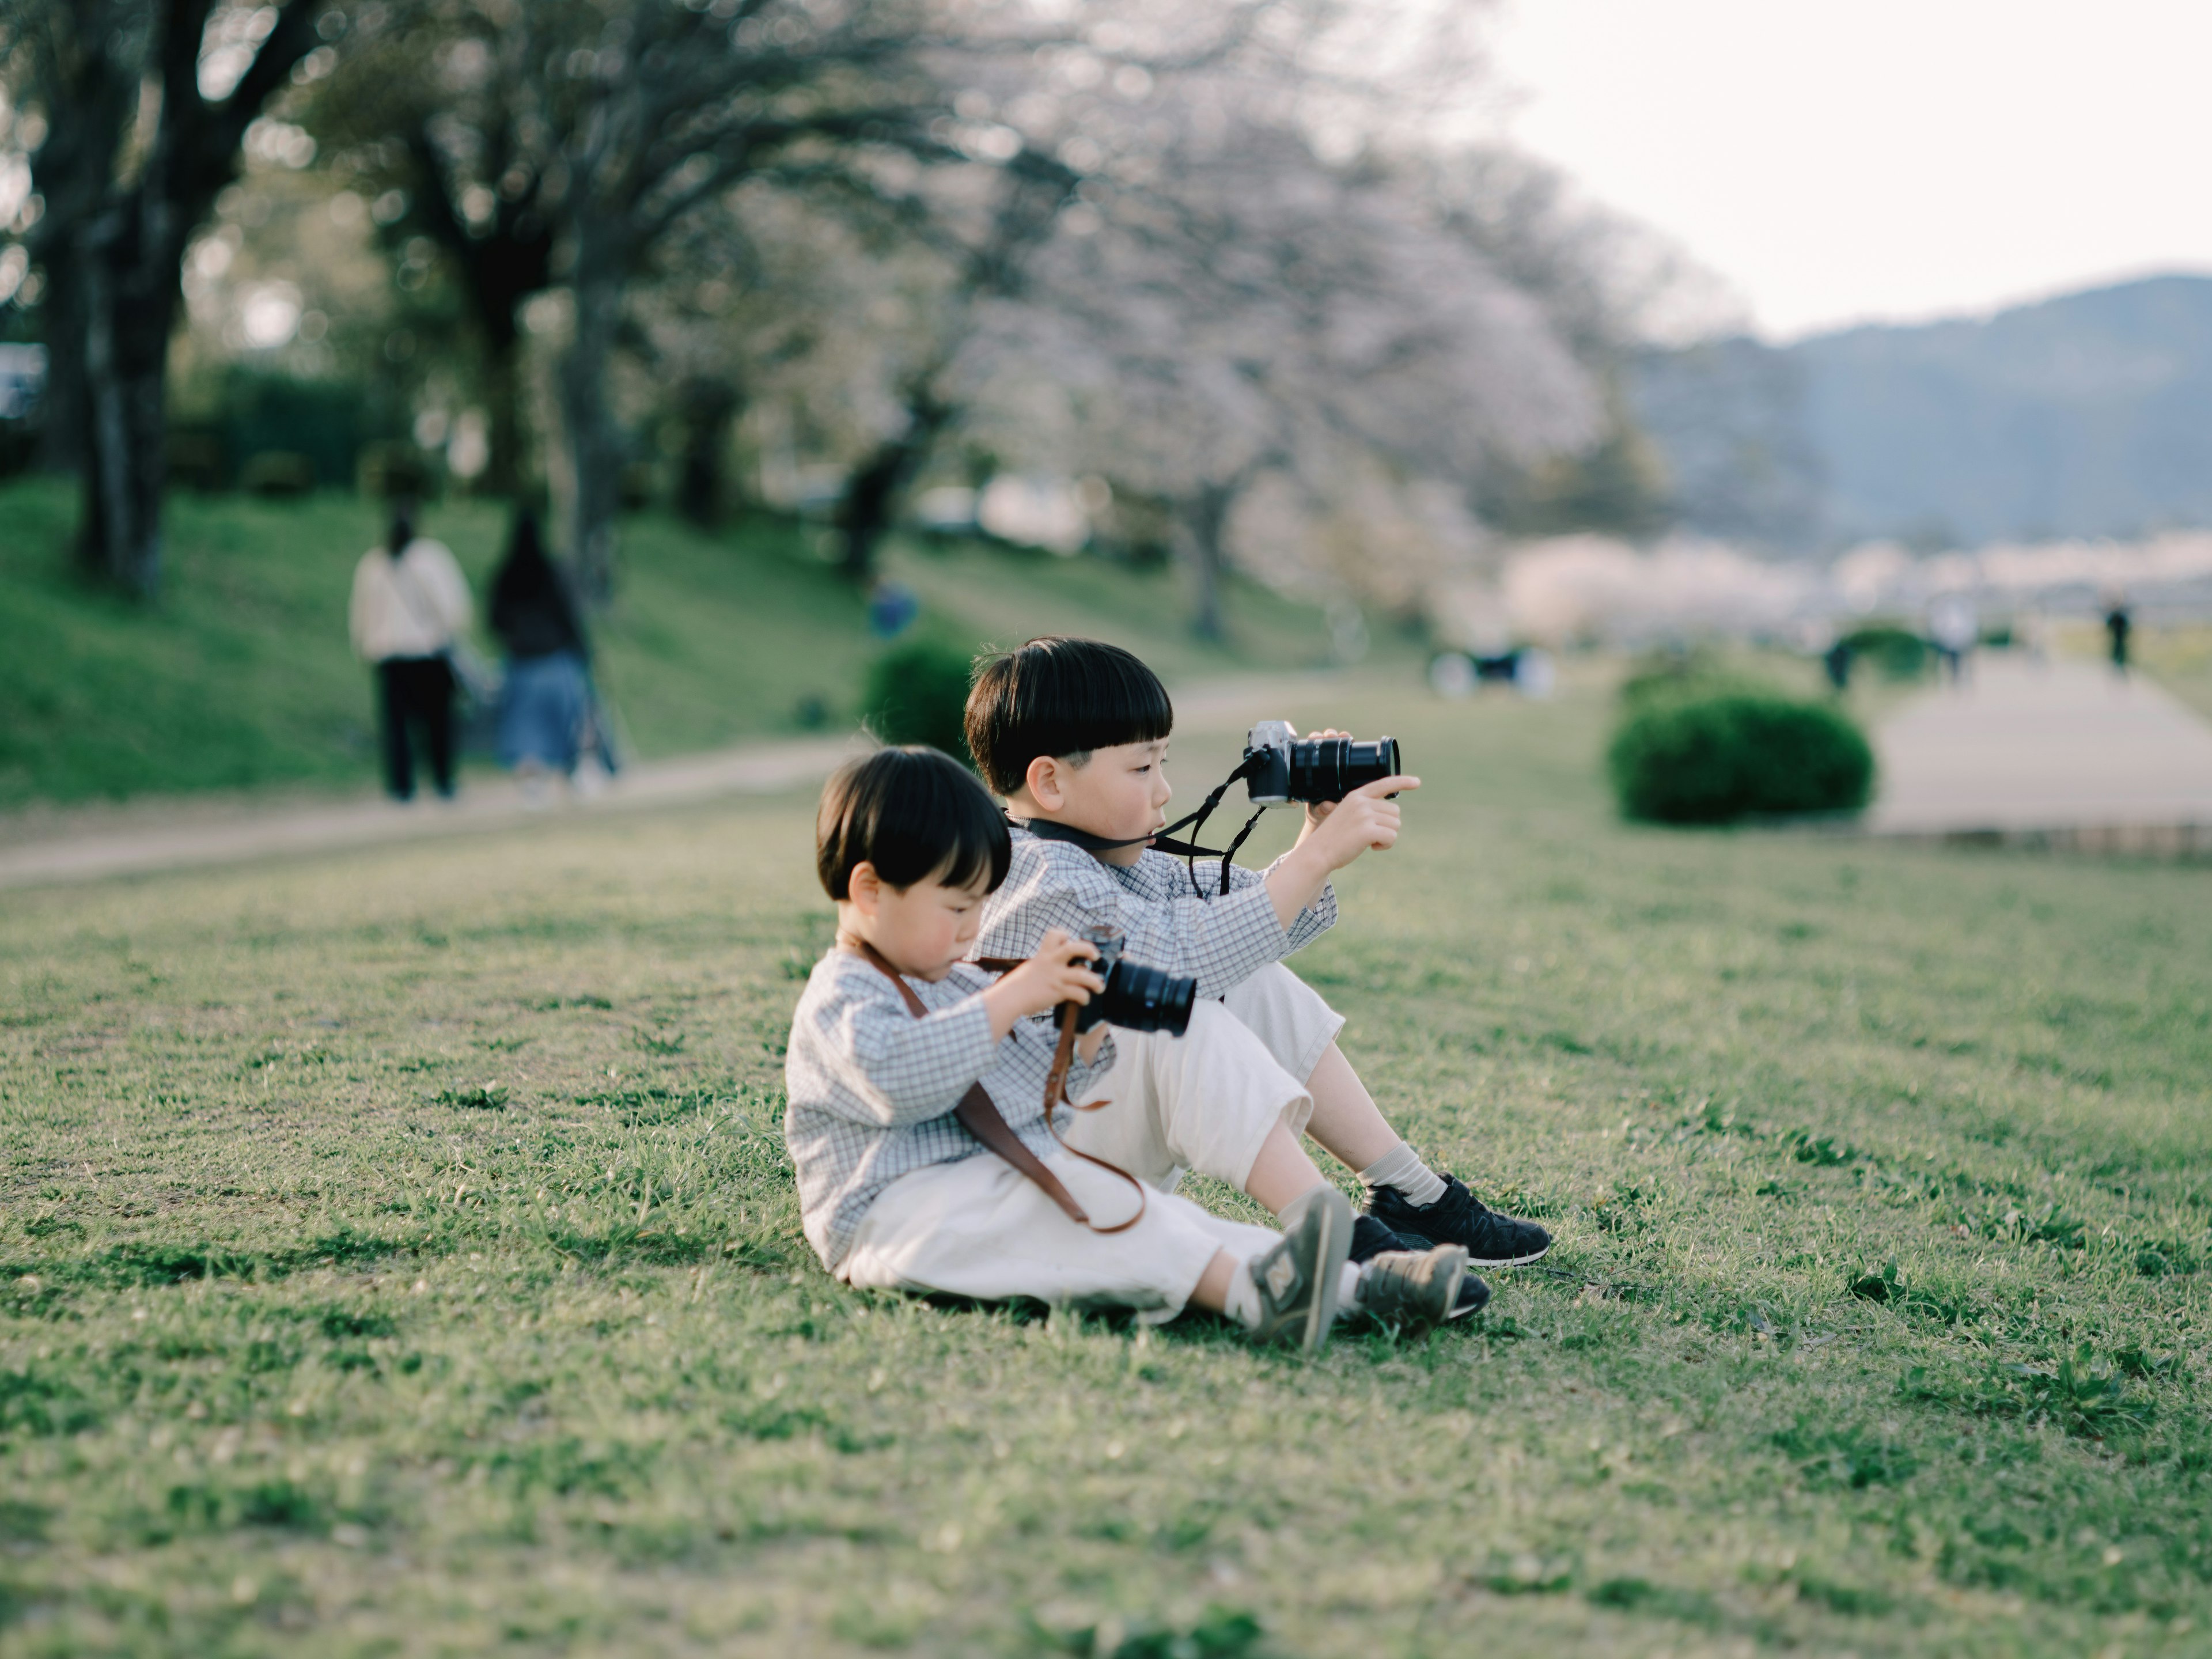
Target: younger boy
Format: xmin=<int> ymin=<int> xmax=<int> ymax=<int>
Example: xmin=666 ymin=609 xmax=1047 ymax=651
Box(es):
xmin=783 ymin=745 xmax=1470 ymax=1350
xmin=967 ymin=638 xmax=1550 ymax=1287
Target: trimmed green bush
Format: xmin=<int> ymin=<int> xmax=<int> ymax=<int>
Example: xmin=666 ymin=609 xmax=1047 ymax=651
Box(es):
xmin=862 ymin=639 xmax=976 ymax=763
xmin=1840 ymin=623 xmax=1928 ymax=681
xmin=1608 ymin=686 xmax=1874 ymax=824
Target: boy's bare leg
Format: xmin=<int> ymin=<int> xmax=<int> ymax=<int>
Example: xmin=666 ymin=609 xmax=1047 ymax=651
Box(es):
xmin=1303 ymin=1041 xmax=1554 ymax=1266
xmin=1189 ymin=1249 xmax=1236 ymax=1314
xmin=1301 ymin=1041 xmax=1406 ymax=1173
xmin=1242 ymin=1122 xmax=1331 ymax=1215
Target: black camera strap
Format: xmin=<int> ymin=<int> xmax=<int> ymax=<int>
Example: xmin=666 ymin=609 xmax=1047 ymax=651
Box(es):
xmin=1007 ymin=749 xmax=1268 ymax=900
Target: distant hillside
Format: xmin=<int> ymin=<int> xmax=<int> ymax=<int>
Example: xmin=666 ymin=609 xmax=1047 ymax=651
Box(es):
xmin=1631 ymin=273 xmax=2212 ymax=550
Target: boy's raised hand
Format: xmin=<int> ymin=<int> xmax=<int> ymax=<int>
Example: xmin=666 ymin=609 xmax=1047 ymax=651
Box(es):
xmin=1299 ymin=772 xmax=1421 ymax=869
xmin=1267 ymin=755 xmax=1419 ymax=931
xmin=982 ymin=928 xmax=1105 ymax=1041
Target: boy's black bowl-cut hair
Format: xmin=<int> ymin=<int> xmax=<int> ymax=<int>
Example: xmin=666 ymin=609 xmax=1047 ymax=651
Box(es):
xmin=816 ymin=745 xmax=1012 ymax=901
xmin=965 ymin=637 xmax=1174 ymax=797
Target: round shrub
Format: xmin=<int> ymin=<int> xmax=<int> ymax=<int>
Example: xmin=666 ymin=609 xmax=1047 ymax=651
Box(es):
xmin=1607 ymin=688 xmax=1875 ymax=824
xmin=862 ymin=640 xmax=976 ymax=763
xmin=1839 ymin=623 xmax=1927 ymax=681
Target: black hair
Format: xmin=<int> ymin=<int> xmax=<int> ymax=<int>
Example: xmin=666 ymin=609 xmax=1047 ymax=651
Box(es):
xmin=964 ymin=637 xmax=1174 ymax=797
xmin=387 ymin=501 xmax=416 ymax=558
xmin=488 ymin=508 xmax=586 ymax=657
xmin=815 ymin=745 xmax=1012 ymax=901
xmin=494 ymin=509 xmax=552 ymax=592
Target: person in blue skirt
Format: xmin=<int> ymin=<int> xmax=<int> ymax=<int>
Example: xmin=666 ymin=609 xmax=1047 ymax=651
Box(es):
xmin=487 ymin=510 xmax=608 ymax=803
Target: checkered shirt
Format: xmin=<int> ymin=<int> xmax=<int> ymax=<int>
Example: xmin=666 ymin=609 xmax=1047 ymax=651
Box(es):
xmin=783 ymin=949 xmax=1117 ymax=1270
xmin=972 ymin=825 xmax=1336 ymax=1000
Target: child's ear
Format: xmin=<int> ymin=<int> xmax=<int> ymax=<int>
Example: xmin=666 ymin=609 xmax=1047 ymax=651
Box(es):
xmin=847 ymin=861 xmax=883 ymax=916
xmin=1024 ymin=754 xmax=1065 ymax=811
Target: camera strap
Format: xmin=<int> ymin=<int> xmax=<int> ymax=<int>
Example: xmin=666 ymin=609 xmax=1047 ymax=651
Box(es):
xmin=842 ymin=940 xmax=1145 ymax=1235
xmin=1009 ymin=748 xmax=1268 ymax=901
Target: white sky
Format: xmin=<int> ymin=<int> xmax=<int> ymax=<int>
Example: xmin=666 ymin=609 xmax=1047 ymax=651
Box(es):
xmin=1486 ymin=0 xmax=2212 ymax=340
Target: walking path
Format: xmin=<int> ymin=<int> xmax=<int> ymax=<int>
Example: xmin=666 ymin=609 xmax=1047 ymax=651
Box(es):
xmin=0 ymin=735 xmax=865 ymax=892
xmin=1865 ymin=655 xmax=2212 ymax=847
xmin=0 ymin=673 xmax=1324 ymax=893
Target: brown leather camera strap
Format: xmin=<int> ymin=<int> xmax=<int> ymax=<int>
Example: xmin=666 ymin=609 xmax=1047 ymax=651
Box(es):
xmin=841 ymin=940 xmax=1143 ymax=1234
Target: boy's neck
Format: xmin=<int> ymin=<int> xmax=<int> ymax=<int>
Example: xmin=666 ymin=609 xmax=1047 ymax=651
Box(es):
xmin=1005 ymin=790 xmax=1144 ymax=868
xmin=834 ymin=907 xmax=911 ymax=976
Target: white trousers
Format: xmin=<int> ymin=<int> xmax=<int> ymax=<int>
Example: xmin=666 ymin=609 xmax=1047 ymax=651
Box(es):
xmin=838 ymin=963 xmax=1343 ymax=1319
xmin=839 ymin=1147 xmax=1281 ymax=1317
xmin=1059 ymin=961 xmax=1344 ymax=1194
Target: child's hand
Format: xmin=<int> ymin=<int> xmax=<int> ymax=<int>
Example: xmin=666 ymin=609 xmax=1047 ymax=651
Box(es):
xmin=1299 ymin=772 xmax=1420 ymax=872
xmin=982 ymin=929 xmax=1105 ymax=1040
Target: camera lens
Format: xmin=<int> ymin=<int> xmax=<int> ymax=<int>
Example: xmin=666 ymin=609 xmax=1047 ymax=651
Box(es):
xmin=1285 ymin=736 xmax=1401 ymax=802
xmin=1097 ymin=959 xmax=1196 ymax=1036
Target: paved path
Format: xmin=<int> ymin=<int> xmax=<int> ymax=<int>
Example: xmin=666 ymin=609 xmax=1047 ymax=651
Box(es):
xmin=1865 ymin=656 xmax=2212 ymax=840
xmin=0 ymin=672 xmax=1329 ymax=893
xmin=0 ymin=735 xmax=867 ymax=892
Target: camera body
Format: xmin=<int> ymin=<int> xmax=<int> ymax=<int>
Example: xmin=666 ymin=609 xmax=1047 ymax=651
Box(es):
xmin=1070 ymin=928 xmax=1196 ymax=1035
xmin=1243 ymin=719 xmax=1403 ymax=806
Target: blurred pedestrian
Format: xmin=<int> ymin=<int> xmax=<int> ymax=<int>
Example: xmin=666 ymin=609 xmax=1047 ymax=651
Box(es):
xmin=1930 ymin=594 xmax=1976 ymax=685
xmin=349 ymin=502 xmax=472 ymax=801
xmin=1823 ymin=635 xmax=1853 ymax=692
xmin=488 ymin=510 xmax=599 ymax=804
xmin=2105 ymin=596 xmax=2133 ymax=676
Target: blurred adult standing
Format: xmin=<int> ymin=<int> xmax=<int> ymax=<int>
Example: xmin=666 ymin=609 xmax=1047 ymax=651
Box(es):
xmin=1930 ymin=594 xmax=1978 ymax=685
xmin=488 ymin=510 xmax=599 ymax=804
xmin=349 ymin=504 xmax=473 ymax=801
xmin=2105 ymin=596 xmax=2133 ymax=676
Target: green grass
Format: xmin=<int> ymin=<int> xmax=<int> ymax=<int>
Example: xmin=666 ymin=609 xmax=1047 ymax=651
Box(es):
xmin=0 ymin=479 xmax=1353 ymax=808
xmin=4 ymin=677 xmax=2211 ymax=1656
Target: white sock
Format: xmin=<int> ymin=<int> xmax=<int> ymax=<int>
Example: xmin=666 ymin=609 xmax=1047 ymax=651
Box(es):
xmin=1334 ymin=1262 xmax=1364 ymax=1322
xmin=1358 ymin=1141 xmax=1446 ymax=1209
xmin=1222 ymin=1258 xmax=1263 ymax=1331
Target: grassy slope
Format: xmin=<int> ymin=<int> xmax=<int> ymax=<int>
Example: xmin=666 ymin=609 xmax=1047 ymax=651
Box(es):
xmin=3 ymin=679 xmax=2210 ymax=1657
xmin=0 ymin=479 xmax=1350 ymax=809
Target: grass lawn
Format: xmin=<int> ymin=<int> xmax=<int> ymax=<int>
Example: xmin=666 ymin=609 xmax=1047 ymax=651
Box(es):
xmin=0 ymin=479 xmax=1353 ymax=809
xmin=3 ymin=675 xmax=2210 ymax=1657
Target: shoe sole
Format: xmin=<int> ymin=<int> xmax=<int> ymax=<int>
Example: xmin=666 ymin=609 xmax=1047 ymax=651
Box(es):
xmin=1445 ymin=1272 xmax=1492 ymax=1319
xmin=1388 ymin=1230 xmax=1550 ymax=1269
xmin=1280 ymin=1185 xmax=1353 ymax=1354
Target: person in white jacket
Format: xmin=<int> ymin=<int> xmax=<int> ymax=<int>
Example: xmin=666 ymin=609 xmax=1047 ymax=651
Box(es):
xmin=349 ymin=505 xmax=474 ymax=800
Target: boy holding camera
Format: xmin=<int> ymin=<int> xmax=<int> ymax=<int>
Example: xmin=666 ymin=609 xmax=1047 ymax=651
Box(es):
xmin=784 ymin=745 xmax=1471 ymax=1350
xmin=967 ymin=638 xmax=1551 ymax=1294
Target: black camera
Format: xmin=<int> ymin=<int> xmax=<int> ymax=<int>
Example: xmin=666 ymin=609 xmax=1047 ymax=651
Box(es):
xmin=1067 ymin=928 xmax=1195 ymax=1036
xmin=1243 ymin=720 xmax=1403 ymax=806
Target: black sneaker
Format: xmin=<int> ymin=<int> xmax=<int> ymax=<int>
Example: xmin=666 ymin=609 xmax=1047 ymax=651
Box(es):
xmin=1366 ymin=1175 xmax=1550 ymax=1267
xmin=1448 ymin=1271 xmax=1492 ymax=1319
xmin=1249 ymin=1185 xmax=1353 ymax=1354
xmin=1353 ymin=1244 xmax=1467 ymax=1332
xmin=1350 ymin=1213 xmax=1411 ymax=1265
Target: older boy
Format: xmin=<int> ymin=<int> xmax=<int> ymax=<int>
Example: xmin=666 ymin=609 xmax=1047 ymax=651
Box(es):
xmin=967 ymin=637 xmax=1550 ymax=1277
xmin=785 ymin=744 xmax=1470 ymax=1350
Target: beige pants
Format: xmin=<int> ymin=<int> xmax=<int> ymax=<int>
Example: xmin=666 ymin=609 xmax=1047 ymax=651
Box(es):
xmin=839 ymin=1147 xmax=1281 ymax=1317
xmin=1059 ymin=961 xmax=1344 ymax=1194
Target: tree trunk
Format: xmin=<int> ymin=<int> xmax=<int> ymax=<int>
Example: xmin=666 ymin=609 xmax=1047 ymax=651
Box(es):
xmin=835 ymin=388 xmax=950 ymax=582
xmin=41 ymin=0 xmax=320 ymax=592
xmin=37 ymin=262 xmax=89 ymax=478
xmin=1183 ymin=479 xmax=1237 ymax=642
xmin=480 ymin=339 xmax=524 ymax=498
xmin=76 ymin=198 xmax=181 ymax=597
xmin=560 ymin=260 xmax=625 ymax=606
xmin=676 ymin=374 xmax=739 ymax=528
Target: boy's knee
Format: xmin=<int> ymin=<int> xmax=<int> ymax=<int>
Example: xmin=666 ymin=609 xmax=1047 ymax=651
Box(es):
xmin=1173 ymin=996 xmax=1280 ymax=1062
